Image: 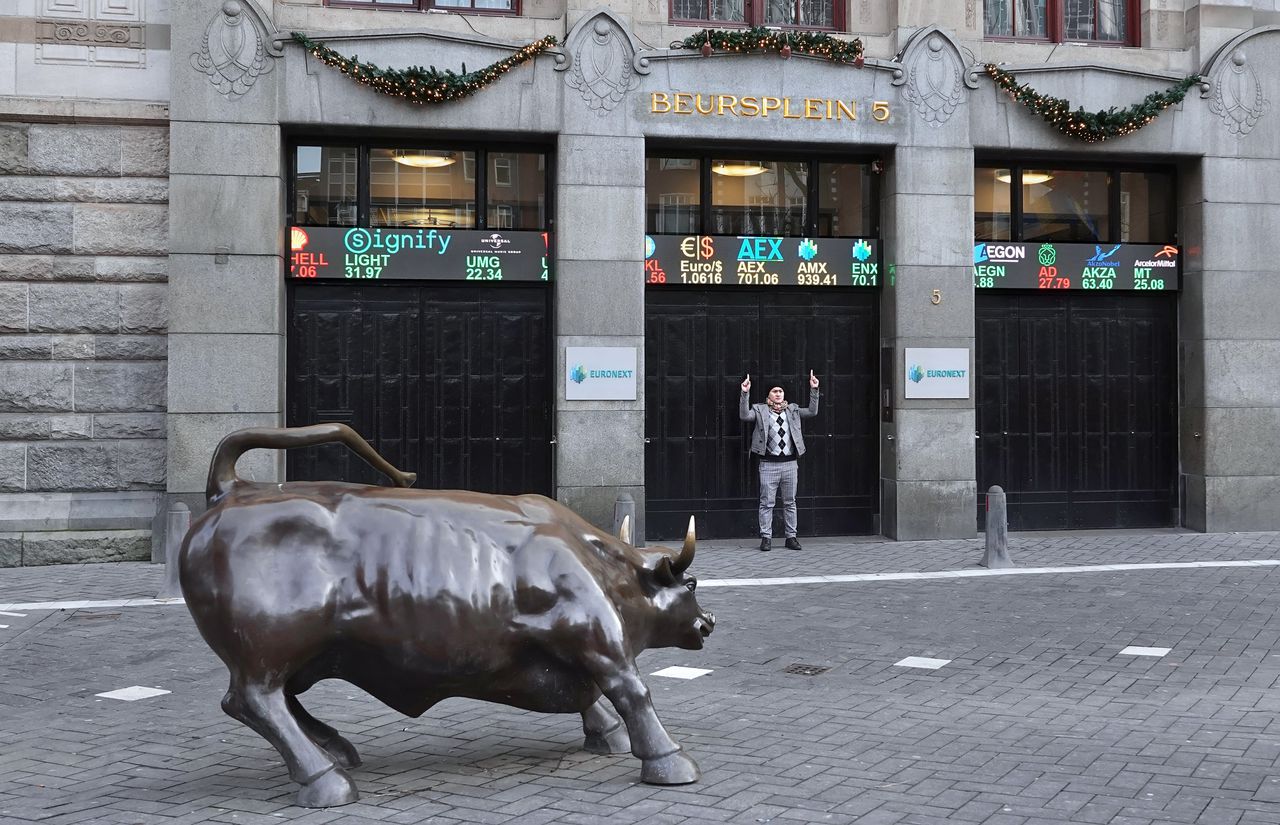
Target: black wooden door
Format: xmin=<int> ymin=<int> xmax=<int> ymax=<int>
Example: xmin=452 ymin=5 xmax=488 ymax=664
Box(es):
xmin=645 ymin=288 xmax=879 ymax=539
xmin=975 ymin=292 xmax=1177 ymax=530
xmin=287 ymin=283 xmax=552 ymax=496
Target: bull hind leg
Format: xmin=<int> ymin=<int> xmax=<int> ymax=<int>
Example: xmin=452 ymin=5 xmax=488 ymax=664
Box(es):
xmin=581 ymin=696 xmax=630 ymax=755
xmin=287 ymin=694 xmax=362 ymax=769
xmin=222 ymin=680 xmax=359 ymax=807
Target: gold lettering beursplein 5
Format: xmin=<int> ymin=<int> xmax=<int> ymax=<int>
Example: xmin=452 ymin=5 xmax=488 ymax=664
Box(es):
xmin=650 ymin=92 xmax=890 ymax=122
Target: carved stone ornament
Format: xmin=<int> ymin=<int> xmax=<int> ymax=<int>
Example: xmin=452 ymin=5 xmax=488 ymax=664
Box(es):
xmin=557 ymin=9 xmax=650 ymax=115
xmin=893 ymin=27 xmax=978 ymax=127
xmin=191 ymin=0 xmax=283 ymax=98
xmin=1209 ymin=51 xmax=1269 ymax=137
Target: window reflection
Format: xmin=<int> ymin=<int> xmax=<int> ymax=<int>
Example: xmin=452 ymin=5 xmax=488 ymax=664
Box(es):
xmin=1021 ymin=169 xmax=1109 ymax=243
xmin=710 ymin=159 xmax=807 ymax=236
xmin=1119 ymin=172 xmax=1174 ymax=243
xmin=486 ymin=152 xmax=544 ymax=230
xmin=817 ymin=163 xmax=872 ymax=237
xmin=293 ymin=146 xmax=357 ymax=226
xmin=974 ymin=168 xmax=1012 ymax=240
xmin=646 ymin=157 xmax=700 ymax=234
xmin=370 ymin=148 xmax=477 ymax=228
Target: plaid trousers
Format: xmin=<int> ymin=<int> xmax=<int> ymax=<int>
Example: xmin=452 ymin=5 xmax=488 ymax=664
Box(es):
xmin=757 ymin=459 xmax=798 ymax=538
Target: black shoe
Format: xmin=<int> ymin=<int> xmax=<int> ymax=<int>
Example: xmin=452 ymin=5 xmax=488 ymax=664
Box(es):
xmin=785 ymin=537 xmax=802 ymax=551
xmin=759 ymin=537 xmax=771 ymax=552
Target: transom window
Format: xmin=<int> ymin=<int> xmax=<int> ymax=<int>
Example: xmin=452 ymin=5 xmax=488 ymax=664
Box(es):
xmin=291 ymin=142 xmax=548 ymax=231
xmin=975 ymin=163 xmax=1174 ymax=243
xmin=325 ymin=0 xmax=516 ymax=13
xmin=671 ymin=0 xmax=840 ymax=30
xmin=984 ymin=0 xmax=1138 ymax=45
xmin=646 ymin=153 xmax=876 ymax=237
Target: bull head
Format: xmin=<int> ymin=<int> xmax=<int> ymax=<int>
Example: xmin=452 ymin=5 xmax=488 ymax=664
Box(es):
xmin=655 ymin=516 xmax=696 ymax=586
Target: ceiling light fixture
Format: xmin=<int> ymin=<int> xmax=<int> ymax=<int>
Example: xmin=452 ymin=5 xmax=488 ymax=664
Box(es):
xmin=995 ymin=169 xmax=1054 ymax=185
xmin=712 ymin=160 xmax=767 ymax=177
xmin=393 ymin=150 xmax=457 ymax=169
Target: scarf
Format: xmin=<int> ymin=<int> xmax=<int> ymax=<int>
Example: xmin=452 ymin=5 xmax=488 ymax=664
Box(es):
xmin=766 ymin=399 xmax=788 ymax=414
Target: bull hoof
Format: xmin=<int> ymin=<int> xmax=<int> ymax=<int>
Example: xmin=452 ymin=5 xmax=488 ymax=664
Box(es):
xmin=640 ymin=750 xmax=700 ymax=785
xmin=296 ymin=767 xmax=358 ymax=808
xmin=583 ymin=723 xmax=630 ymax=755
xmin=320 ymin=735 xmax=362 ymax=769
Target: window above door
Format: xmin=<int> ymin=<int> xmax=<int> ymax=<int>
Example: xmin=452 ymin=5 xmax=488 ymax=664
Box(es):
xmin=984 ymin=0 xmax=1139 ymax=46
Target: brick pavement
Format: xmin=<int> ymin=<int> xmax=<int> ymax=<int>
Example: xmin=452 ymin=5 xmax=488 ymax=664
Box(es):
xmin=2 ymin=531 xmax=1280 ymax=824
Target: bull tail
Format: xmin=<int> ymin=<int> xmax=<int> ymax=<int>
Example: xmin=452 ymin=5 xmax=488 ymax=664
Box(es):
xmin=206 ymin=423 xmax=417 ymax=504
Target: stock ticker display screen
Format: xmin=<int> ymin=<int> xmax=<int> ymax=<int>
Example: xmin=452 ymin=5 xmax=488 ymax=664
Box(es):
xmin=973 ymin=241 xmax=1180 ymax=291
xmin=288 ymin=226 xmax=550 ymax=282
xmin=645 ymin=235 xmax=882 ymax=287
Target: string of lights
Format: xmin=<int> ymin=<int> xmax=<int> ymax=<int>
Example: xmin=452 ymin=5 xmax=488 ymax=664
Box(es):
xmin=984 ymin=64 xmax=1200 ymax=143
xmin=676 ymin=26 xmax=864 ymax=67
xmin=290 ymin=32 xmax=559 ymax=104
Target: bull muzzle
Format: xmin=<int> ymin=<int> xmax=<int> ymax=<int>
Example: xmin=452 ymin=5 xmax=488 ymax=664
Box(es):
xmin=698 ymin=610 xmax=715 ymax=637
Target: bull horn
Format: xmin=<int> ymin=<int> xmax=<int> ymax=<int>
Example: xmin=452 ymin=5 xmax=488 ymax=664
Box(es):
xmin=617 ymin=515 xmax=632 ymax=545
xmin=673 ymin=516 xmax=696 ymax=573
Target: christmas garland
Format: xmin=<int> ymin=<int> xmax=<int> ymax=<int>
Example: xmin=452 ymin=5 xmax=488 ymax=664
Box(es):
xmin=676 ymin=26 xmax=864 ymax=66
xmin=984 ymin=64 xmax=1200 ymax=143
xmin=291 ymin=32 xmax=559 ymax=104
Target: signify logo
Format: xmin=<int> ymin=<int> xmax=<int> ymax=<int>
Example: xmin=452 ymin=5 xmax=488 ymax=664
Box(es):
xmin=974 ymin=243 xmax=1025 ymax=265
xmin=1086 ymin=244 xmax=1121 ymax=267
xmin=570 ymin=364 xmax=587 ymax=384
xmin=798 ymin=239 xmax=819 ymax=261
xmin=852 ymin=239 xmax=872 ymax=262
xmin=908 ymin=364 xmax=924 ymax=383
xmin=345 ymin=228 xmax=451 ymax=255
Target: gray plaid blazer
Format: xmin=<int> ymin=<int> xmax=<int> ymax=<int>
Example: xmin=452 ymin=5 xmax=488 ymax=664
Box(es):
xmin=738 ymin=390 xmax=820 ymax=457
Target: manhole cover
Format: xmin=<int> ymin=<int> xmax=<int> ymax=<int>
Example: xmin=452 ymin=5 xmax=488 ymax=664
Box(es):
xmin=782 ymin=663 xmax=830 ymax=676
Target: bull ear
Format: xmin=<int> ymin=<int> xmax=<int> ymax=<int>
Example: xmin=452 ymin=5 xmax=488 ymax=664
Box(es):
xmin=617 ymin=515 xmax=632 ymax=545
xmin=654 ymin=556 xmax=679 ymax=587
xmin=672 ymin=516 xmax=696 ymax=574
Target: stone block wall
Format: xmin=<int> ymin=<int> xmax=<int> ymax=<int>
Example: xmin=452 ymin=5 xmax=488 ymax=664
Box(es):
xmin=0 ymin=121 xmax=168 ymax=566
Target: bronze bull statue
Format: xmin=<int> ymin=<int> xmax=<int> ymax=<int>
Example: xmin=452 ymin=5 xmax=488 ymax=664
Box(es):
xmin=179 ymin=424 xmax=715 ymax=807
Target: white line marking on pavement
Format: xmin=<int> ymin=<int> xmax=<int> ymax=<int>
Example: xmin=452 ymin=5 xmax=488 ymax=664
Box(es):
xmin=651 ymin=666 xmax=713 ymax=680
xmin=894 ymin=657 xmax=950 ymax=670
xmin=95 ymin=686 xmax=171 ymax=701
xmin=0 ymin=625 xmax=7 ymax=629
xmin=0 ymin=611 xmax=25 ymax=617
xmin=1120 ymin=646 xmax=1172 ymax=657
xmin=0 ymin=597 xmax=185 ymax=612
xmin=699 ymin=559 xmax=1280 ymax=588
xmin=2 ymin=559 xmax=1279 ymax=613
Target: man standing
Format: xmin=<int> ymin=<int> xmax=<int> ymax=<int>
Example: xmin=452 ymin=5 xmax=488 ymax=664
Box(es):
xmin=739 ymin=371 xmax=820 ymax=551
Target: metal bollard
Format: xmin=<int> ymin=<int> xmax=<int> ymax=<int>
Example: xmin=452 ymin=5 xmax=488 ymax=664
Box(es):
xmin=157 ymin=501 xmax=191 ymax=599
xmin=612 ymin=493 xmax=640 ymax=546
xmin=980 ymin=485 xmax=1013 ymax=569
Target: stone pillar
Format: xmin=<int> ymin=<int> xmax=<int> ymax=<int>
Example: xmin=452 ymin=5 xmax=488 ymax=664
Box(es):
xmin=553 ymin=133 xmax=646 ymax=536
xmin=553 ymin=10 xmax=647 ymax=536
xmin=1180 ymin=154 xmax=1280 ymax=531
xmin=164 ymin=0 xmax=286 ymax=536
xmin=879 ymin=145 xmax=977 ymax=540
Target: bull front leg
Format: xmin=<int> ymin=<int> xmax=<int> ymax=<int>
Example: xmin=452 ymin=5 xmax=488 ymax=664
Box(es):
xmin=585 ymin=654 xmax=701 ymax=785
xmin=581 ymin=695 xmax=630 ymax=755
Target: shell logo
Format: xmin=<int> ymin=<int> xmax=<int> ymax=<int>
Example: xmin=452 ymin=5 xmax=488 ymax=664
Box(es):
xmin=291 ymin=227 xmax=309 ymax=251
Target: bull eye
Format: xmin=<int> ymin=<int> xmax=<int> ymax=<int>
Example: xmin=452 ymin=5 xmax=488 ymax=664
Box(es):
xmin=684 ymin=576 xmax=697 ymax=592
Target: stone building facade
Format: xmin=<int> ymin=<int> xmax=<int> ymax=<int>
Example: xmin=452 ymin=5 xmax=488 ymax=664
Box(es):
xmin=2 ymin=1 xmax=1280 ymax=563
